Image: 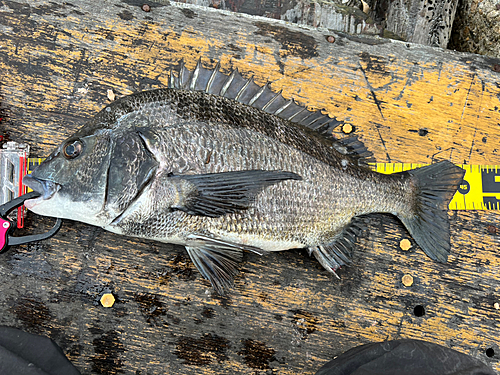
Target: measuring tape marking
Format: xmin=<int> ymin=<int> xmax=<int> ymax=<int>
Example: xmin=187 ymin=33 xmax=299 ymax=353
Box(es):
xmin=370 ymin=163 xmax=500 ymax=211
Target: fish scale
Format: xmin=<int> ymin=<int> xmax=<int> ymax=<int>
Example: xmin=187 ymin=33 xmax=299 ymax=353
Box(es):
xmin=22 ymin=62 xmax=465 ymax=293
xmin=118 ymin=122 xmax=337 ymax=243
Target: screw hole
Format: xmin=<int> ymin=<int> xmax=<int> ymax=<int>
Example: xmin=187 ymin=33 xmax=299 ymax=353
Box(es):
xmin=486 ymin=348 xmax=495 ymax=357
xmin=413 ymin=305 xmax=425 ymax=317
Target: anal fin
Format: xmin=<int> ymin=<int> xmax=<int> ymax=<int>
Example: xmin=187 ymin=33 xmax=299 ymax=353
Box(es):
xmin=308 ymin=218 xmax=365 ymax=277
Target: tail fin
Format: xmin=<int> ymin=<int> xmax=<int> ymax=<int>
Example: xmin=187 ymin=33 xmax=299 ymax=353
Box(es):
xmin=398 ymin=161 xmax=465 ymax=262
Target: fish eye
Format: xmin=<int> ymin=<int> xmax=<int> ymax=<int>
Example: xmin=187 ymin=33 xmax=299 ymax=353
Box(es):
xmin=63 ymin=139 xmax=83 ymax=159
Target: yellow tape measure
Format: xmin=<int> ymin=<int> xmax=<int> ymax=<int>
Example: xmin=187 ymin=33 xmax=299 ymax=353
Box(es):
xmin=371 ymin=163 xmax=500 ymax=210
xmin=26 ymin=159 xmax=499 ymax=210
xmin=27 ymin=158 xmax=45 ymax=175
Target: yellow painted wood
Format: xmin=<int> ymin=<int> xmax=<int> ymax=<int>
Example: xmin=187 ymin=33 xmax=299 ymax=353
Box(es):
xmin=0 ymin=1 xmax=499 ymax=374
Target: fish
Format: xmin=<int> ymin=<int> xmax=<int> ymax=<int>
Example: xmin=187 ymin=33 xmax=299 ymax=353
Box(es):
xmin=23 ymin=61 xmax=465 ymax=293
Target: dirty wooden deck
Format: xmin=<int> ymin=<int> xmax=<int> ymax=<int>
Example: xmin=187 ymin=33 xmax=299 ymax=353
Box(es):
xmin=1 ymin=0 xmax=500 ymax=374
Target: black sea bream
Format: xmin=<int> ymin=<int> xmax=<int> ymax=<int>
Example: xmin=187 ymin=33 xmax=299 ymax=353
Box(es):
xmin=24 ymin=62 xmax=465 ymax=292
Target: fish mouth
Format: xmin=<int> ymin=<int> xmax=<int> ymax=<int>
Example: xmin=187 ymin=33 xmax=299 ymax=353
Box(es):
xmin=23 ymin=175 xmax=61 ymax=205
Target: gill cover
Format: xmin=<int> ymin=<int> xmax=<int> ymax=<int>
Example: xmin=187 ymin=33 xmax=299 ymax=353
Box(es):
xmin=105 ymin=131 xmax=158 ymax=219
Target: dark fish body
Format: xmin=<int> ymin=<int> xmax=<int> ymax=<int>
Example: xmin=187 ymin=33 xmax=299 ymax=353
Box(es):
xmin=24 ymin=62 xmax=465 ymax=292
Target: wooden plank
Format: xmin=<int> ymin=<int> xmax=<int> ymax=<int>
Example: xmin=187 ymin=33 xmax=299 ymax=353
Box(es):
xmin=0 ymin=1 xmax=500 ymax=374
xmin=368 ymin=0 xmax=459 ymax=48
xmin=177 ymin=0 xmax=459 ymax=48
xmin=176 ymin=0 xmax=383 ymax=38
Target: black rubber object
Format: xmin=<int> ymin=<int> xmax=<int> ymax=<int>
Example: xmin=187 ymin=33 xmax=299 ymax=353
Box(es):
xmin=315 ymin=339 xmax=495 ymax=375
xmin=0 ymin=326 xmax=80 ymax=375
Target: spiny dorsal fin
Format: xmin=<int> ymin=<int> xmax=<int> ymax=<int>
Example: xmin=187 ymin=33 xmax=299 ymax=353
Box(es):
xmin=169 ymin=61 xmax=339 ymax=132
xmin=169 ymin=60 xmax=373 ymax=165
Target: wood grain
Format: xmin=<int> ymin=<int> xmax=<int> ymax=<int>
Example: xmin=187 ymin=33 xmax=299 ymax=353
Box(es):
xmin=176 ymin=0 xmax=383 ymax=39
xmin=1 ymin=1 xmax=500 ymax=374
xmin=368 ymin=0 xmax=458 ymax=48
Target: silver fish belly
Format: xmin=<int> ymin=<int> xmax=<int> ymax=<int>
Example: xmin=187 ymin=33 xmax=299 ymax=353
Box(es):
xmin=24 ymin=62 xmax=465 ymax=293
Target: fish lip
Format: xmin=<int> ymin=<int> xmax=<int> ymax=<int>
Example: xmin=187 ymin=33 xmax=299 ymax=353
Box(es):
xmin=22 ymin=175 xmax=61 ymax=200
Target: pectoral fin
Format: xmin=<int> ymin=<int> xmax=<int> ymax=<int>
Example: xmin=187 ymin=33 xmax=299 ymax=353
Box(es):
xmin=171 ymin=170 xmax=301 ymax=218
xmin=185 ymin=234 xmax=266 ymax=294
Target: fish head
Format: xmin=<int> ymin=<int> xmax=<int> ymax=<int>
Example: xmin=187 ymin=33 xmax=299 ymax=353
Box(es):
xmin=23 ymin=128 xmax=112 ymax=225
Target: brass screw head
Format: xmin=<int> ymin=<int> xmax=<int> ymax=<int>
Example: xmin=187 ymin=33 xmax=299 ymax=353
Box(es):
xmin=100 ymin=293 xmax=115 ymax=308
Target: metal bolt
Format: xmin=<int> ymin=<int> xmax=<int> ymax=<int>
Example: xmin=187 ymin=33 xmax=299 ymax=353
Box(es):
xmin=3 ymin=222 xmax=9 ymax=229
xmin=326 ymin=35 xmax=335 ymax=43
xmin=487 ymin=225 xmax=497 ymax=234
xmin=402 ymin=274 xmax=414 ymax=287
xmin=342 ymin=124 xmax=353 ymax=134
xmin=492 ymin=64 xmax=500 ymax=73
xmin=100 ymin=293 xmax=115 ymax=308
xmin=141 ymin=4 xmax=151 ymax=12
xmin=399 ymin=239 xmax=412 ymax=251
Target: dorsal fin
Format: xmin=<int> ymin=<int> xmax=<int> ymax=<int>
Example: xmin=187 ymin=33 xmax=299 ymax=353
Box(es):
xmin=168 ymin=60 xmax=373 ymax=165
xmin=333 ymin=136 xmax=375 ymax=164
xmin=169 ymin=61 xmax=339 ymax=133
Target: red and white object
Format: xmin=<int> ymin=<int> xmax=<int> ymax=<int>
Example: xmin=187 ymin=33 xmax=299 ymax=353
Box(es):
xmin=0 ymin=141 xmax=29 ymax=228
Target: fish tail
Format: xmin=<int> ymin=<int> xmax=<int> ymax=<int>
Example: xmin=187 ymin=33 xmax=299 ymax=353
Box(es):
xmin=398 ymin=161 xmax=465 ymax=262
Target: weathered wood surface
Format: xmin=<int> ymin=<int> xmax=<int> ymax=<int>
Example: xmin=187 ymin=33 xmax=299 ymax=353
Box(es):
xmin=176 ymin=0 xmax=384 ymax=38
xmin=449 ymin=0 xmax=500 ymax=58
xmin=367 ymin=0 xmax=459 ymax=48
xmin=175 ymin=0 xmax=459 ymax=49
xmin=1 ymin=0 xmax=500 ymax=374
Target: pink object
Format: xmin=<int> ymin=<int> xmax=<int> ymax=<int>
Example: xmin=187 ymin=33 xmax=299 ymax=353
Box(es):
xmin=0 ymin=218 xmax=11 ymax=252
xmin=17 ymin=156 xmax=27 ymax=228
